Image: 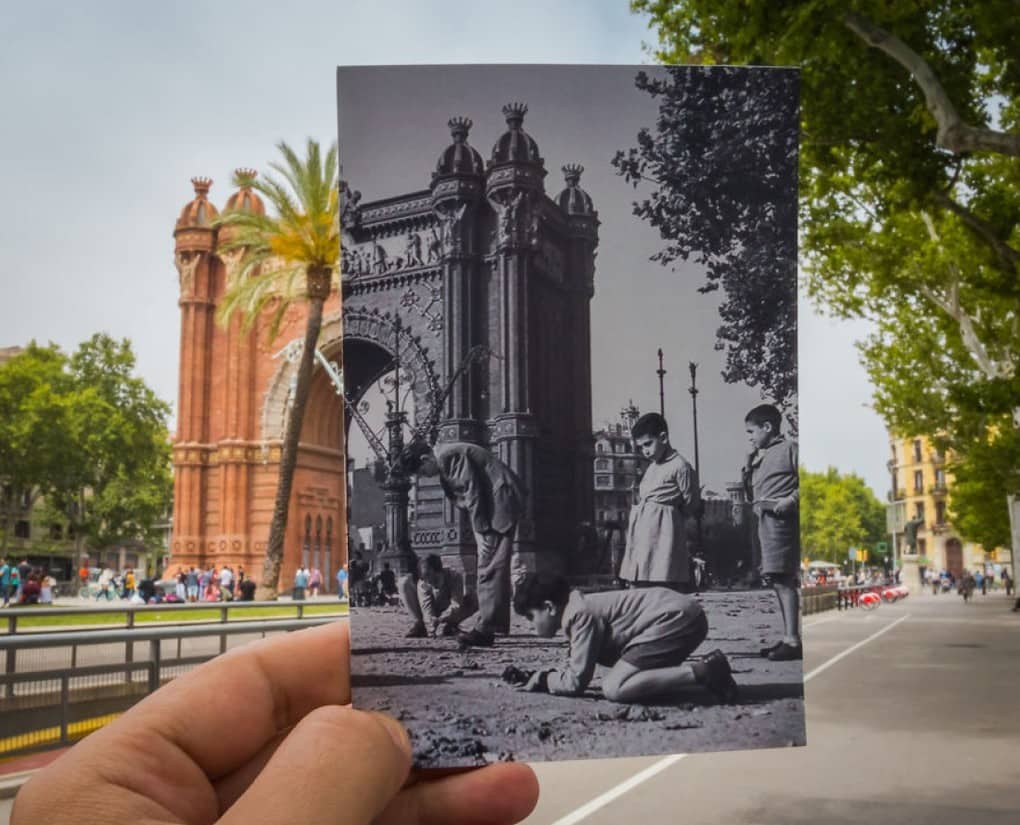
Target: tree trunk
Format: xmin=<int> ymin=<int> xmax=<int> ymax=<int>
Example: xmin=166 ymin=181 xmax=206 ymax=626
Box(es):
xmin=259 ymin=266 xmax=332 ymax=599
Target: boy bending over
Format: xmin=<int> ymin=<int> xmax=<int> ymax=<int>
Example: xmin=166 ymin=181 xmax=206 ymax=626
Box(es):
xmin=509 ymin=574 xmax=737 ymax=704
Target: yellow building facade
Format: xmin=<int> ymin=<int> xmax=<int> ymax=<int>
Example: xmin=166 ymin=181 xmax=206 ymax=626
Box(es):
xmin=887 ymin=434 xmax=1005 ymax=587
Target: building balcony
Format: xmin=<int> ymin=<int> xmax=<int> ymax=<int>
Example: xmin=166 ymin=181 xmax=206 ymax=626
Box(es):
xmin=895 ymin=488 xmax=907 ymax=500
xmin=930 ymin=452 xmax=945 ymax=465
xmin=928 ymin=483 xmax=948 ymax=496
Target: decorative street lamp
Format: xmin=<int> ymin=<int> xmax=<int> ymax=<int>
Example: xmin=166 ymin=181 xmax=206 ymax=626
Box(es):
xmin=688 ymin=362 xmax=705 ymax=582
xmin=656 ymin=348 xmax=666 ymax=418
xmin=688 ymin=362 xmax=701 ymax=481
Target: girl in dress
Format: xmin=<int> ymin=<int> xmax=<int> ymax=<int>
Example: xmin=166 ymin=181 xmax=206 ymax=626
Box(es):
xmin=619 ymin=413 xmax=700 ymax=591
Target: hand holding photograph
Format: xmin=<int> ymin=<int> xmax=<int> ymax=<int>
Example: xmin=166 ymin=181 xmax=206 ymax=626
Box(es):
xmin=337 ymin=63 xmax=803 ymax=768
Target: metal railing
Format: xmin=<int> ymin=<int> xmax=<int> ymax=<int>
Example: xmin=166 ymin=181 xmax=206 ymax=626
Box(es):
xmin=801 ymin=585 xmax=839 ymax=615
xmin=2 ymin=599 xmax=346 ymax=636
xmin=0 ymin=616 xmax=342 ymax=758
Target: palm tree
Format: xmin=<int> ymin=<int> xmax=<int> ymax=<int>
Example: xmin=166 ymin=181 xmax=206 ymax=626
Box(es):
xmin=214 ymin=139 xmax=339 ymax=598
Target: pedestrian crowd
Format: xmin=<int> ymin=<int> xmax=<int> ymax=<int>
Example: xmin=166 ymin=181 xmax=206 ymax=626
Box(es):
xmin=170 ymin=565 xmax=255 ymax=602
xmin=0 ymin=557 xmax=57 ymax=606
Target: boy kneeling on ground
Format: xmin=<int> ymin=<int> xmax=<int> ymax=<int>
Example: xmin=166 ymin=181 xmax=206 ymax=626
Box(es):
xmin=508 ymin=574 xmax=737 ymax=704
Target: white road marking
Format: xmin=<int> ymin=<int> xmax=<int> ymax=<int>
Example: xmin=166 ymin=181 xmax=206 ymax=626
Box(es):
xmin=802 ymin=615 xmax=841 ymax=628
xmin=543 ymin=755 xmax=687 ymax=825
xmin=547 ymin=612 xmax=911 ymax=825
xmin=802 ymin=614 xmax=911 ymax=683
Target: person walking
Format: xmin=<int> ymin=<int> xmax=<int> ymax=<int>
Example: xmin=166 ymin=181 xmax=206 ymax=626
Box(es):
xmin=336 ymin=564 xmax=348 ymax=602
xmin=293 ymin=566 xmax=309 ymax=601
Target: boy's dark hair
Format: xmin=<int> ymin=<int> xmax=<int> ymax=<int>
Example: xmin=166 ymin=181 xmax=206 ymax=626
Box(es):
xmin=424 ymin=553 xmax=443 ymax=573
xmin=400 ymin=439 xmax=433 ymax=474
xmin=513 ymin=573 xmax=571 ymax=617
xmin=631 ymin=412 xmax=668 ymax=440
xmin=744 ymin=404 xmax=782 ymax=432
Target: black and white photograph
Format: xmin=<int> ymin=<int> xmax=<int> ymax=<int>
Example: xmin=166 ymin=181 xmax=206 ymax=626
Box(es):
xmin=337 ymin=63 xmax=803 ymax=768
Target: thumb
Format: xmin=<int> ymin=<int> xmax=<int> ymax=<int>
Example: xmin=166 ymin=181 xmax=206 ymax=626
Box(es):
xmin=219 ymin=706 xmax=412 ymax=825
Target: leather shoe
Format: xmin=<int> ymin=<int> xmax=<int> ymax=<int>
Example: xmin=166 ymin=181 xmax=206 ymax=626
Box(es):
xmin=457 ymin=629 xmax=495 ymax=648
xmin=405 ymin=621 xmax=427 ymax=638
xmin=760 ymin=641 xmax=783 ymax=658
xmin=767 ymin=642 xmax=803 ymax=661
xmin=697 ymin=649 xmax=739 ymax=703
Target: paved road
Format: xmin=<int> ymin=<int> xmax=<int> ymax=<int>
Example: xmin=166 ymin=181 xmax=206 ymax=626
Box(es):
xmin=3 ymin=590 xmax=1017 ymax=824
xmin=524 ymin=590 xmax=1019 ymax=825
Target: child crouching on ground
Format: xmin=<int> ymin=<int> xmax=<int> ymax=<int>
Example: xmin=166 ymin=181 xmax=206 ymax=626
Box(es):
xmin=507 ymin=574 xmax=737 ymax=704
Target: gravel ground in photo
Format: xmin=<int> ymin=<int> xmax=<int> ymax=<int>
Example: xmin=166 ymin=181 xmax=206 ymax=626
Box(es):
xmin=351 ymin=589 xmax=806 ymax=768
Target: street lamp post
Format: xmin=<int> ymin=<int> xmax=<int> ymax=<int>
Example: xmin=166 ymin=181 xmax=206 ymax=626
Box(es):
xmin=688 ymin=362 xmax=705 ymax=581
xmin=376 ymin=316 xmax=418 ymax=575
xmin=688 ymin=362 xmax=701 ymax=480
xmin=656 ymin=349 xmax=666 ymax=418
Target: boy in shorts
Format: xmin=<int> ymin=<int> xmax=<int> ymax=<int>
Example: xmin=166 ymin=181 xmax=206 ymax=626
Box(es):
xmin=743 ymin=404 xmax=801 ymax=661
xmin=508 ymin=573 xmax=737 ymax=703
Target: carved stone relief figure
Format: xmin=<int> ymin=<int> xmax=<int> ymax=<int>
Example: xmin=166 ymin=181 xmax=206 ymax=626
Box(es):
xmin=440 ymin=203 xmax=468 ymax=255
xmin=427 ymin=226 xmax=443 ymax=263
xmin=174 ymin=251 xmax=201 ymax=294
xmin=496 ymin=190 xmax=528 ymax=248
xmin=372 ymin=242 xmax=389 ymax=275
xmin=405 ymin=231 xmax=424 ymax=267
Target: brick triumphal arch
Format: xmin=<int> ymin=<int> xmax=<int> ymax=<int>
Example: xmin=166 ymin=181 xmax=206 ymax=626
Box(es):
xmin=170 ymin=102 xmax=599 ymax=589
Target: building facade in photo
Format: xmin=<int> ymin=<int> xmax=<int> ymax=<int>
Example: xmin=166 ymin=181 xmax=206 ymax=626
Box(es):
xmin=886 ymin=434 xmax=1010 ymax=585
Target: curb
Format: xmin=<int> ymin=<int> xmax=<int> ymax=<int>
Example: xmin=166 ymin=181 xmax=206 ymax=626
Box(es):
xmin=0 ymin=770 xmax=34 ymax=800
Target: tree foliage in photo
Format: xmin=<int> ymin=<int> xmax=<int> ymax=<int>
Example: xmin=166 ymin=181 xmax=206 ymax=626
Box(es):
xmin=613 ymin=67 xmax=799 ymax=416
xmin=633 ymin=0 xmax=1020 ymax=542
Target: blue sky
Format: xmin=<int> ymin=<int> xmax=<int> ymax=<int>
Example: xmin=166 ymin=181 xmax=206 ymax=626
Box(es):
xmin=0 ymin=0 xmax=889 ymax=496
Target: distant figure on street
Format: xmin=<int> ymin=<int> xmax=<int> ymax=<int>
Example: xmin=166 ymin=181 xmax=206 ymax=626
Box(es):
xmin=219 ymin=566 xmax=234 ymax=599
xmin=309 ymin=567 xmax=323 ymax=598
xmin=336 ymin=564 xmax=348 ymax=601
xmin=401 ymin=440 xmax=527 ymax=648
xmin=293 ymin=566 xmax=309 ymax=601
xmin=0 ymin=559 xmax=12 ymax=607
xmin=376 ymin=563 xmax=397 ymax=603
xmin=20 ymin=574 xmax=41 ymax=605
xmin=185 ymin=568 xmax=200 ymax=602
xmin=743 ymin=404 xmax=801 ymax=662
xmin=239 ymin=577 xmax=256 ymax=602
xmin=40 ymin=575 xmax=56 ymax=604
xmin=400 ymin=554 xmax=477 ymax=638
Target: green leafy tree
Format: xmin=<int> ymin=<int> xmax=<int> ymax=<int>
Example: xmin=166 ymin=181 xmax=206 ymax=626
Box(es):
xmin=0 ymin=344 xmax=75 ymax=554
xmin=800 ymin=466 xmax=886 ymax=563
xmin=214 ymin=140 xmax=339 ymax=598
xmin=633 ymin=0 xmax=1020 ymax=544
xmin=612 ymin=67 xmax=799 ymax=415
xmin=0 ymin=336 xmax=172 ymax=559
